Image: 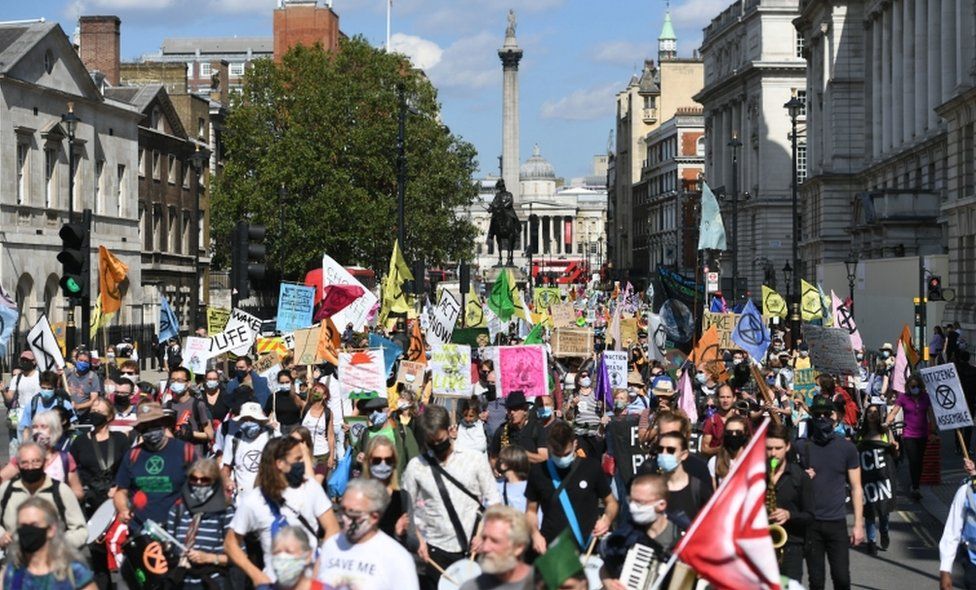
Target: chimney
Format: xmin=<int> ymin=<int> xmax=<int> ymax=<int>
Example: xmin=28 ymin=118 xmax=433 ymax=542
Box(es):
xmin=209 ymin=60 xmax=229 ymax=107
xmin=79 ymin=16 xmax=121 ymax=86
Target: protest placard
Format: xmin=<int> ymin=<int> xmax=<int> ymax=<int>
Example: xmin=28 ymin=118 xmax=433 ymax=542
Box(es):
xmin=208 ymin=308 xmax=261 ymax=357
xmin=619 ymin=318 xmax=639 ymax=347
xmin=802 ymin=324 xmax=859 ymax=375
xmin=338 ymin=350 xmax=387 ymax=398
xmin=552 ymin=328 xmax=594 ymax=358
xmin=857 ymin=439 xmax=896 ymax=514
xmin=321 ymin=254 xmax=378 ymax=331
xmin=793 ymin=367 xmax=819 ymax=406
xmin=184 ymin=336 xmax=211 ymax=374
xmin=28 ymin=315 xmax=65 ymax=372
xmin=920 ymin=363 xmax=975 ymax=431
xmin=430 ymin=344 xmax=472 ymax=396
xmin=397 ymin=360 xmax=426 ymax=394
xmin=550 ymin=303 xmax=577 ymax=329
xmin=604 ymin=350 xmax=628 ymax=389
xmin=427 ymin=290 xmax=461 ymax=346
xmin=368 ymin=333 xmax=403 ymax=377
xmin=256 ymin=336 xmax=288 ymax=356
xmin=206 ymin=307 xmax=231 ymax=335
xmin=702 ymin=311 xmax=741 ymax=351
xmin=606 ymin=416 xmax=652 ymax=485
xmin=498 ymin=345 xmax=548 ymax=398
xmin=291 ymin=326 xmax=319 ymax=366
xmin=254 ymin=350 xmax=281 ymax=375
xmin=276 ymin=283 xmax=316 ymax=333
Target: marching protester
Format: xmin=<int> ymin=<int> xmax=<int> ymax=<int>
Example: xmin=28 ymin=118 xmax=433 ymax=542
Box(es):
xmin=108 ymin=377 xmax=140 ymax=435
xmin=886 ymin=375 xmax=935 ymax=501
xmin=2 ymin=410 xmax=85 ymax=501
xmin=700 ymin=384 xmax=736 ymax=456
xmin=455 ymin=396 xmax=489 ymax=455
xmin=857 ymin=403 xmax=897 ymax=555
xmin=18 ymin=371 xmax=76 ymax=440
xmin=268 ymin=525 xmax=317 ymax=590
xmin=707 ymin=415 xmax=750 ymax=489
xmin=222 ymin=401 xmax=277 ymax=497
xmin=360 ymin=435 xmax=417 ymax=549
xmin=300 ymin=382 xmax=336 ymax=474
xmin=496 ymin=445 xmax=531 ymax=512
xmin=268 ymin=370 xmax=304 ymax=434
xmin=202 ymin=369 xmax=230 ymax=429
xmin=164 ymin=366 xmax=215 ymax=454
xmin=765 ymin=422 xmax=814 ymax=581
xmin=490 ymin=391 xmax=548 ymax=464
xmin=66 ymin=350 xmax=100 ymax=420
xmin=564 ymin=369 xmax=605 ymax=459
xmin=228 ymin=356 xmax=271 ymax=407
xmin=656 ymin=431 xmax=710 ymax=527
xmin=0 ymin=497 xmax=95 ymax=589
xmin=459 ymin=505 xmax=533 ymax=590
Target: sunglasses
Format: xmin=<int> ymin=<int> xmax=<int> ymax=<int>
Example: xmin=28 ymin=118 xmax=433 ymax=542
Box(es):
xmin=654 ymin=445 xmax=679 ymax=454
xmin=188 ymin=476 xmax=213 ymax=485
xmin=370 ymin=457 xmax=394 ymax=466
xmin=121 ymin=372 xmax=137 ymax=376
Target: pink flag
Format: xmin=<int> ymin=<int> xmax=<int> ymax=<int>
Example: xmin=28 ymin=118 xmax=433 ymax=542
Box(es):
xmin=314 ymin=284 xmax=366 ymax=322
xmin=892 ymin=341 xmax=909 ymax=394
xmin=831 ymin=291 xmax=863 ymax=351
xmin=678 ymin=370 xmax=698 ymax=424
xmin=609 ymin=302 xmax=622 ymax=351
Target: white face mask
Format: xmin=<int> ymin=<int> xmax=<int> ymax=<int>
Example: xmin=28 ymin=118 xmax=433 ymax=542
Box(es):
xmin=629 ymin=500 xmax=660 ymax=525
xmin=580 ymin=377 xmax=592 ymax=388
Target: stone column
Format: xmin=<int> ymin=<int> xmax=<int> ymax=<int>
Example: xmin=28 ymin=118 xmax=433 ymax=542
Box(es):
xmin=942 ymin=0 xmax=957 ymax=101
xmin=927 ymin=0 xmax=941 ymax=130
xmin=882 ymin=7 xmax=892 ymax=152
xmin=564 ymin=216 xmax=573 ymax=255
xmin=892 ymin=0 xmax=903 ymax=148
xmin=903 ymin=0 xmax=915 ymax=143
xmin=872 ymin=16 xmax=882 ymax=158
xmin=914 ymin=0 xmax=926 ymax=137
xmin=499 ymin=35 xmax=523 ymax=206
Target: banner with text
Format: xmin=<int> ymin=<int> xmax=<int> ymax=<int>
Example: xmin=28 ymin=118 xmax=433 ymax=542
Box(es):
xmin=702 ymin=311 xmax=742 ymax=351
xmin=209 ymin=308 xmax=261 ymax=357
xmin=552 ymin=328 xmax=594 ymax=358
xmin=338 ymin=349 xmax=387 ymax=398
xmin=920 ymin=363 xmax=975 ymax=430
xmin=427 ymin=290 xmax=461 ymax=346
xmin=430 ymin=343 xmax=473 ymax=396
xmin=603 ymin=350 xmax=629 ymax=390
xmin=276 ymin=283 xmax=316 ymax=333
xmin=802 ymin=324 xmax=859 ymax=376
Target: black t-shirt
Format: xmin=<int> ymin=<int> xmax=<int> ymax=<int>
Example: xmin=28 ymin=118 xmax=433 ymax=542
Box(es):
xmin=665 ymin=476 xmax=712 ymax=528
xmin=795 ymin=436 xmax=858 ymax=521
xmin=70 ymin=431 xmax=129 ymax=511
xmin=489 ymin=417 xmax=547 ymax=457
xmin=525 ymin=457 xmax=611 ymax=547
xmin=265 ymin=391 xmax=302 ymax=427
xmin=379 ymin=489 xmax=408 ymax=540
xmin=204 ymin=389 xmax=230 ymax=423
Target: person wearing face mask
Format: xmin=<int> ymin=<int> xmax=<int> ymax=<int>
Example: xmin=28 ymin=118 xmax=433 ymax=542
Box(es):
xmin=18 ymin=372 xmax=76 ymax=443
xmin=0 ymin=411 xmax=85 ymax=502
xmin=0 ymin=444 xmax=88 ymax=553
xmin=706 ymin=415 xmax=750 ymax=489
xmin=4 ymin=351 xmax=40 ymax=441
xmin=476 ymin=359 xmax=507 ymax=439
xmin=0 ymin=497 xmax=95 ymax=589
xmin=164 ymin=459 xmax=234 ymax=589
xmin=66 ymin=351 xmax=100 ymax=420
xmin=490 ymin=391 xmax=548 ymax=466
xmin=225 ymin=438 xmax=339 ymax=587
xmin=361 ymin=436 xmax=419 ymax=551
xmin=879 ymin=342 xmax=895 ymax=369
xmin=459 ymin=505 xmax=533 ymax=590
xmin=700 ymin=384 xmax=736 ymax=457
xmin=526 ymin=421 xmax=617 ymax=554
xmin=455 ymin=396 xmax=489 ymax=455
xmin=762 ymin=423 xmax=815 ymax=582
xmin=654 ymin=432 xmax=711 ymax=528
xmin=402 ymin=405 xmax=501 ymax=590
xmin=227 ymin=356 xmax=271 ymax=407
xmin=300 ymin=383 xmax=336 ymax=476
xmin=267 ymin=370 xmax=304 ymax=435
xmin=268 ymin=526 xmax=315 ymax=590
xmin=536 ymin=395 xmax=557 ymax=432
xmin=565 ymin=370 xmax=605 ymax=459
xmin=222 ymin=402 xmax=277 ymax=497
xmin=164 ymin=366 xmax=215 ymax=455
xmin=314 ymin=478 xmax=419 ymax=590
xmin=108 ymin=379 xmax=139 ymax=436
xmin=793 ymin=342 xmax=812 ymax=370
xmin=794 ymin=396 xmax=865 ymax=590
xmin=886 ymin=375 xmax=935 ymax=501
xmin=598 ymin=474 xmax=681 ymax=590
xmin=114 ymin=402 xmax=199 ymax=528
xmin=202 ymin=369 xmax=230 ymax=427
xmin=856 ymin=404 xmax=897 ymax=556
xmin=495 ymin=446 xmax=532 ymax=515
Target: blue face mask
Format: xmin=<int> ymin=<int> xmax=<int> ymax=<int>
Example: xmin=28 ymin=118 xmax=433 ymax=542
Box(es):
xmin=39 ymin=388 xmax=55 ymax=401
xmin=657 ymin=453 xmax=680 ymax=473
xmin=205 ymin=380 xmax=219 ymax=390
xmin=240 ymin=421 xmax=261 ymax=439
xmin=551 ymin=452 xmax=574 ymax=469
xmin=170 ymin=382 xmax=187 ymax=395
xmin=537 ymin=407 xmax=553 ymax=420
xmin=75 ymin=361 xmax=90 ymax=374
xmin=369 ymin=410 xmax=388 ymax=428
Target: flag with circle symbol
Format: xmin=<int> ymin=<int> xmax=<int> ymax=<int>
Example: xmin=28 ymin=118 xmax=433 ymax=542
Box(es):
xmin=646 ymin=312 xmax=667 ymax=362
xmin=761 ymin=285 xmax=787 ymax=319
xmin=731 ymin=300 xmax=771 ymax=362
xmin=830 ymin=290 xmax=863 ymax=351
xmin=800 ymin=279 xmax=823 ymax=321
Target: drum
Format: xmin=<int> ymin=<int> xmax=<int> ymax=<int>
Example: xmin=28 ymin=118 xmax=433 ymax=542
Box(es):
xmin=86 ymin=499 xmax=117 ymax=545
xmin=582 ymin=554 xmax=604 ymax=590
xmin=119 ymin=533 xmax=179 ymax=590
xmin=437 ymin=558 xmax=482 ymax=590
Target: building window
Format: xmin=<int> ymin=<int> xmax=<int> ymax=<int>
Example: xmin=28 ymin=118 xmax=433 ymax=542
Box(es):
xmin=197 ymin=117 xmax=206 ymax=138
xmin=168 ymin=206 xmax=178 ymax=253
xmin=139 ymin=203 xmax=147 ymax=249
xmin=117 ymin=164 xmax=125 ymax=216
xmin=94 ymin=160 xmax=104 ymax=214
xmin=168 ymin=155 xmax=177 ymax=184
xmin=186 ymin=62 xmax=194 ymax=78
xmin=964 ymin=122 xmax=975 ymax=197
xmin=183 ymin=162 xmax=191 ymax=189
xmin=152 ymin=151 xmax=161 ymax=180
xmin=138 ymin=149 xmax=145 ymax=178
xmin=200 ymin=62 xmax=212 ymax=77
xmin=183 ymin=211 xmax=192 ymax=254
xmin=796 ymin=33 xmax=805 ymax=58
xmin=16 ymin=143 xmax=29 ymax=205
xmin=229 ymin=63 xmax=245 ymax=77
xmin=696 ymin=136 xmax=705 ymax=157
xmin=797 ymin=90 xmax=807 ymax=117
xmin=198 ymin=210 xmax=205 ymax=253
xmin=44 ymin=148 xmax=56 ymax=208
xmin=151 ymin=108 xmax=162 ymax=132
xmin=153 ymin=204 xmax=163 ymax=251
xmin=797 ymin=143 xmax=808 ymax=183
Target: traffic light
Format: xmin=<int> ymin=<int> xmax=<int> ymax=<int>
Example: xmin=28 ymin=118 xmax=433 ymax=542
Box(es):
xmin=927 ymin=275 xmax=944 ymax=301
xmin=459 ymin=262 xmax=470 ymax=295
xmin=58 ymin=215 xmax=90 ymax=299
xmin=231 ymin=221 xmax=267 ymax=302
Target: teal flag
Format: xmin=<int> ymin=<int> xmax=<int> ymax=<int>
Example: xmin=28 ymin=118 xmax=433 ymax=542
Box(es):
xmin=697 ymin=181 xmax=727 ymax=251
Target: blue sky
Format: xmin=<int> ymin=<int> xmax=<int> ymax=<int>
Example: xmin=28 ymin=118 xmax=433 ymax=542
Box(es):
xmin=16 ymin=0 xmax=727 ymax=179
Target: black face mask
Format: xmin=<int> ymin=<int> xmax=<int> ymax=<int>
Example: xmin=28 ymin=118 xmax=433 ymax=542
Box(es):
xmin=810 ymin=416 xmax=835 ymax=444
xmin=18 ymin=360 xmax=35 ymax=373
xmin=723 ymin=432 xmax=747 ymax=452
xmin=87 ymin=413 xmax=108 ymax=429
xmin=21 ymin=467 xmax=44 ymax=485
xmin=428 ymin=438 xmax=452 ymax=457
xmin=16 ymin=524 xmax=48 ymax=553
xmin=484 ymin=384 xmax=497 ymax=402
xmin=285 ymin=461 xmax=305 ymax=488
xmin=114 ymin=396 xmax=131 ymax=411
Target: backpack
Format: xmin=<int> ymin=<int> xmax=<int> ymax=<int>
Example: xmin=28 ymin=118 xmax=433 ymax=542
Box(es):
xmin=0 ymin=478 xmax=67 ymax=525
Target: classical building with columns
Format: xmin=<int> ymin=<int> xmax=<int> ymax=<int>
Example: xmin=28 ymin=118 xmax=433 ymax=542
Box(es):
xmin=795 ymin=0 xmax=976 ymax=333
xmin=694 ymin=0 xmax=806 ymax=299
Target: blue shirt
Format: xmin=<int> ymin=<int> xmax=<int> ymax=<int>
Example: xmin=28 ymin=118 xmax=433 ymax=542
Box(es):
xmin=115 ymin=439 xmax=197 ymax=525
xmin=3 ymin=561 xmax=92 ymax=590
xmin=18 ymin=392 xmax=76 ymax=433
xmin=226 ymin=373 xmax=270 ymax=407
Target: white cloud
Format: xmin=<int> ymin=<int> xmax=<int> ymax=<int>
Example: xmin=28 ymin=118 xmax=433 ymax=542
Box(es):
xmin=389 ymin=32 xmax=443 ymax=70
xmin=591 ymin=40 xmax=654 ymax=65
xmin=426 ymin=31 xmax=499 ymax=93
xmin=540 ymin=82 xmax=618 ymax=121
xmin=670 ymin=0 xmax=729 ymax=28
xmin=405 ymin=0 xmax=567 ymax=36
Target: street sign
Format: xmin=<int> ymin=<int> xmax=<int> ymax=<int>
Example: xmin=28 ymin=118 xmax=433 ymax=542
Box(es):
xmin=919 ymin=363 xmax=974 ymax=431
xmin=706 ymin=272 xmax=719 ymax=293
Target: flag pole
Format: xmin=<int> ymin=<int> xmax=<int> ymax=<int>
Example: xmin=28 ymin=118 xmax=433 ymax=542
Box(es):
xmin=648 ymin=554 xmax=680 ymax=590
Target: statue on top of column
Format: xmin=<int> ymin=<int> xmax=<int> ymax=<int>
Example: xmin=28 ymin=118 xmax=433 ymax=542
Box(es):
xmin=506 ymin=9 xmax=517 ymax=39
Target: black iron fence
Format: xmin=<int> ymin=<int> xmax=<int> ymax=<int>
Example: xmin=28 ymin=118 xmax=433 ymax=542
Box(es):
xmin=4 ymin=323 xmax=164 ymax=373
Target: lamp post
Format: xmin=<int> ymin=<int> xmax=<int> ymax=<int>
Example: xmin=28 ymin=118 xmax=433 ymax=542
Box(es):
xmin=784 ymin=89 xmax=804 ymax=350
xmin=728 ymin=133 xmax=742 ymax=303
xmin=189 ymin=146 xmax=209 ymax=331
xmin=396 ymin=83 xmax=407 ymax=252
xmin=61 ymin=102 xmax=80 ymax=351
xmin=782 ymin=262 xmax=793 ymax=298
xmin=844 ymin=250 xmax=858 ymax=314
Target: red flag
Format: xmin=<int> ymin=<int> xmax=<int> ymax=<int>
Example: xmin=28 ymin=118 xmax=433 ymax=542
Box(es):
xmin=673 ymin=419 xmax=780 ymax=590
xmin=314 ymin=284 xmax=366 ymax=322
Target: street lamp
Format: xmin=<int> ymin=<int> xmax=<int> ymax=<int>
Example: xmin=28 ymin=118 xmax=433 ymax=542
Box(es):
xmin=844 ymin=250 xmax=858 ymax=313
xmin=396 ymin=83 xmax=407 ymax=252
xmin=784 ymin=88 xmax=804 ymax=350
xmin=782 ymin=262 xmax=793 ymax=298
xmin=61 ymin=102 xmax=79 ymax=222
xmin=728 ymin=133 xmax=742 ymax=303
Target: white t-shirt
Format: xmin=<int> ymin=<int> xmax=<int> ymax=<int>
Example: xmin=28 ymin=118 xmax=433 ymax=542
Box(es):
xmin=230 ymin=481 xmax=332 ymax=581
xmin=221 ymin=430 xmax=273 ymax=492
xmin=8 ymin=371 xmax=40 ymax=410
xmin=301 ymin=408 xmax=331 ymax=457
xmin=316 ymin=530 xmax=419 ymax=590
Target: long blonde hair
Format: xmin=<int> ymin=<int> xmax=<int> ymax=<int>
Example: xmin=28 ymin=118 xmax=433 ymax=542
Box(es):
xmin=7 ymin=497 xmax=81 ymax=582
xmin=362 ymin=435 xmax=399 ymax=489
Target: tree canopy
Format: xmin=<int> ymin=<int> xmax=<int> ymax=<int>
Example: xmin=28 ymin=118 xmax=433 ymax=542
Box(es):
xmin=211 ymin=37 xmax=480 ymax=280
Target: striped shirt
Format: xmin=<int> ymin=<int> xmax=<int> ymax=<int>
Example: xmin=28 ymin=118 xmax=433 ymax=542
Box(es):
xmin=572 ymin=391 xmax=603 ymax=436
xmin=165 ymin=501 xmax=235 ymax=585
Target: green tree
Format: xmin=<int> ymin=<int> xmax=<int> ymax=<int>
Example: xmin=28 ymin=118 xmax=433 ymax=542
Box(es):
xmin=211 ymin=37 xmax=479 ymax=279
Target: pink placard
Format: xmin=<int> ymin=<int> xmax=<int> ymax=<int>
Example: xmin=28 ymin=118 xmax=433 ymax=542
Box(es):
xmin=498 ymin=345 xmax=549 ymax=398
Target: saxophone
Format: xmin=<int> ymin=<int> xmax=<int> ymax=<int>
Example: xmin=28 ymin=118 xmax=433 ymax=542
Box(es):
xmin=767 ymin=457 xmax=788 ymax=555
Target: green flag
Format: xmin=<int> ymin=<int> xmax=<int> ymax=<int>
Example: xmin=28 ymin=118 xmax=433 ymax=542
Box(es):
xmin=534 ymin=530 xmax=584 ymax=590
xmin=487 ymin=270 xmax=515 ymax=322
xmin=524 ymin=323 xmax=544 ymax=345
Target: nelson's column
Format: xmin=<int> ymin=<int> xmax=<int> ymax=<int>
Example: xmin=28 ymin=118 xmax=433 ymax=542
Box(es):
xmin=499 ymin=9 xmax=523 ymax=206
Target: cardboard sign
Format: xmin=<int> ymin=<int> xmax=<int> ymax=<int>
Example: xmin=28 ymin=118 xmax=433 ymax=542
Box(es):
xmin=603 ymin=350 xmax=629 ymax=390
xmin=338 ymin=349 xmax=387 ymax=398
xmin=254 ymin=350 xmax=281 ymax=375
xmin=550 ymin=303 xmax=577 ymax=329
xmin=206 ymin=307 xmax=231 ymax=336
xmin=321 ymin=254 xmax=378 ymax=331
xmin=920 ymin=363 xmax=975 ymax=430
xmin=276 ymin=283 xmax=316 ymax=333
xmin=427 ymin=290 xmax=461 ymax=346
xmin=498 ymin=345 xmax=548 ymax=398
xmin=793 ymin=368 xmax=819 ymax=406
xmin=291 ymin=326 xmax=319 ymax=366
xmin=430 ymin=344 xmax=473 ymax=396
xmin=184 ymin=336 xmax=211 ymax=374
xmin=397 ymin=360 xmax=426 ymax=393
xmin=801 ymin=324 xmax=859 ymax=376
xmin=702 ymin=311 xmax=742 ymax=351
xmin=619 ymin=318 xmax=639 ymax=347
xmin=552 ymin=328 xmax=594 ymax=358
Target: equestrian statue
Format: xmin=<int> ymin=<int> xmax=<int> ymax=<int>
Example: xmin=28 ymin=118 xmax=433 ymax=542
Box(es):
xmin=486 ymin=178 xmax=521 ymax=267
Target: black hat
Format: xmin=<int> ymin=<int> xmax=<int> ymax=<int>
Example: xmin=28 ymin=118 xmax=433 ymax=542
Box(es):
xmin=809 ymin=395 xmax=834 ymax=416
xmin=362 ymin=396 xmax=390 ymax=412
xmin=504 ymin=391 xmax=529 ymax=410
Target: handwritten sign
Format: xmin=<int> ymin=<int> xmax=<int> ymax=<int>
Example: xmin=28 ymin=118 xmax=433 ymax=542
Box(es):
xmin=276 ymin=283 xmax=316 ymax=333
xmin=619 ymin=318 xmax=639 ymax=346
xmin=604 ymin=351 xmax=628 ymax=390
xmin=291 ymin=326 xmax=319 ymax=366
xmin=430 ymin=344 xmax=472 ymax=396
xmin=208 ymin=308 xmax=261 ymax=357
xmin=254 ymin=350 xmax=281 ymax=375
xmin=206 ymin=307 xmax=231 ymax=336
xmin=338 ymin=350 xmax=387 ymax=399
xmin=702 ymin=311 xmax=742 ymax=351
xmin=552 ymin=328 xmax=594 ymax=358
xmin=920 ymin=363 xmax=974 ymax=430
xmin=802 ymin=324 xmax=859 ymax=376
xmin=397 ymin=360 xmax=426 ymax=394
xmin=793 ymin=367 xmax=819 ymax=406
xmin=550 ymin=303 xmax=577 ymax=329
xmin=427 ymin=290 xmax=461 ymax=346
xmin=184 ymin=336 xmax=211 ymax=374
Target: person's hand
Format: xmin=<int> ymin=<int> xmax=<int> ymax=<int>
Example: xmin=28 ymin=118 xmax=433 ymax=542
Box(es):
xmin=805 ymin=468 xmax=816 ymax=480
xmin=593 ymin=514 xmax=611 ymax=537
xmin=941 ymin=571 xmax=955 ymax=590
xmin=251 ymin=571 xmax=272 ymax=587
xmin=599 ymin=415 xmax=610 ymax=426
xmin=328 ymin=455 xmax=336 ymax=469
xmin=965 ymin=458 xmax=976 ymax=476
xmin=356 ymin=452 xmax=364 ymax=464
xmin=532 ymin=531 xmax=547 ymax=554
xmin=470 ymin=534 xmax=484 ymax=556
xmin=0 ymin=532 xmax=12 ymax=548
xmin=417 ymin=536 xmax=430 ymax=563
xmin=118 ymin=507 xmax=132 ymax=524
xmin=106 ymin=486 xmax=117 ymax=499
xmin=224 ymin=479 xmax=236 ymax=498
xmin=395 ymin=514 xmax=408 ymax=537
xmin=341 ymin=423 xmax=351 ymax=433
xmin=186 ymin=549 xmax=209 ymax=565
xmin=449 ymin=424 xmax=458 ymax=440
xmin=850 ymin=523 xmax=865 ymax=546
xmin=769 ymin=508 xmax=790 ymax=525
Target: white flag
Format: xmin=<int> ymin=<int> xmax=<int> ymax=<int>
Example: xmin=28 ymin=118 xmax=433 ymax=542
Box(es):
xmin=27 ymin=314 xmax=65 ymax=372
xmin=647 ymin=313 xmax=667 ymax=362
